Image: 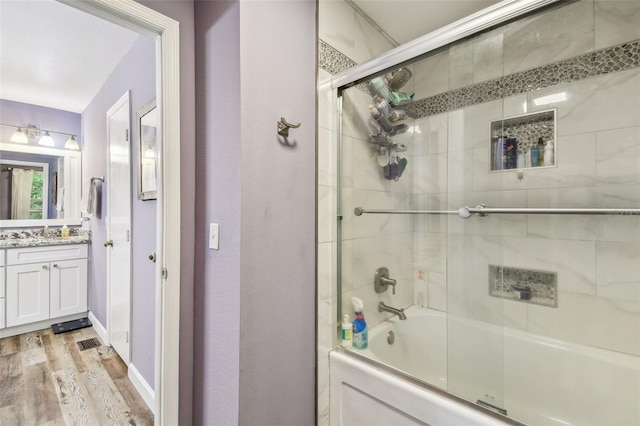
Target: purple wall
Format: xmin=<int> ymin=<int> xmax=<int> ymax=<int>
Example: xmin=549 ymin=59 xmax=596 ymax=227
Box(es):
xmin=81 ymin=35 xmax=157 ymax=387
xmin=194 ymin=1 xmax=241 ymax=424
xmin=0 ymin=100 xmax=80 ymax=221
xmin=194 ymin=1 xmax=317 ymax=424
xmin=0 ymin=99 xmax=81 ymax=143
xmin=136 ymin=1 xmax=196 ymax=423
xmin=237 ymin=2 xmax=316 ymax=424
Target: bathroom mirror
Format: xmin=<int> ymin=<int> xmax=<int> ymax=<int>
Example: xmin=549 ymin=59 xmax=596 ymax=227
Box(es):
xmin=136 ymin=99 xmax=157 ymax=200
xmin=0 ymin=143 xmax=82 ymax=227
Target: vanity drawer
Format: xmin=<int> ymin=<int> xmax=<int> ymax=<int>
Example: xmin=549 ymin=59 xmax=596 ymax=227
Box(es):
xmin=7 ymin=244 xmax=88 ymax=265
xmin=0 ymin=249 xmax=4 ymax=267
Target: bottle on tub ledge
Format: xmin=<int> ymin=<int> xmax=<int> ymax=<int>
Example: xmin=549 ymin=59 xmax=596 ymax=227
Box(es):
xmin=351 ymin=297 xmax=368 ymax=349
xmin=341 ymin=314 xmax=353 ymax=348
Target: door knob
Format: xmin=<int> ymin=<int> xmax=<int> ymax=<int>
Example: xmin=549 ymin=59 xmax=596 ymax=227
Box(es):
xmin=104 ymin=240 xmax=113 ymax=247
xmin=149 ymin=252 xmax=156 ymax=263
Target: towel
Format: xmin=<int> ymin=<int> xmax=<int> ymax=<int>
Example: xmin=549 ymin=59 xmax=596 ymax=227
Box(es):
xmin=56 ymin=187 xmax=65 ymax=213
xmin=81 ymin=179 xmax=96 ymax=217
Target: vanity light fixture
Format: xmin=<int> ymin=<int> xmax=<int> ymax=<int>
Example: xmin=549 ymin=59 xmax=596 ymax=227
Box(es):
xmin=1 ymin=123 xmax=80 ymax=150
xmin=10 ymin=127 xmax=29 ymax=144
xmin=64 ymin=135 xmax=80 ymax=150
xmin=38 ymin=131 xmax=55 ymax=147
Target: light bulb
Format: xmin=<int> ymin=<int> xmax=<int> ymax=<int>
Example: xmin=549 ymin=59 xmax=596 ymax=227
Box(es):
xmin=64 ymin=135 xmax=80 ymax=150
xmin=144 ymin=145 xmax=156 ymax=159
xmin=10 ymin=128 xmax=28 ymax=144
xmin=38 ymin=131 xmax=55 ymax=147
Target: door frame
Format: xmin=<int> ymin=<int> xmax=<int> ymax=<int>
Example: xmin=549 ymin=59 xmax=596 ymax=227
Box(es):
xmin=57 ymin=1 xmax=181 ymax=424
xmin=106 ymin=90 xmax=132 ymax=365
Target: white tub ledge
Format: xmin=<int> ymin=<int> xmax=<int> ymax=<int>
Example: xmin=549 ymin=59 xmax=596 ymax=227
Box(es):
xmin=329 ymin=351 xmax=514 ymax=426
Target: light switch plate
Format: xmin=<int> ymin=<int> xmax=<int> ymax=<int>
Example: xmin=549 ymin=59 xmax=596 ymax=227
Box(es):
xmin=209 ymin=223 xmax=219 ymax=250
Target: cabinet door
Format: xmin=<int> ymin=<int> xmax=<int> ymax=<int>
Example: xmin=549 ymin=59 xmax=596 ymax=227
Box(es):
xmin=50 ymin=259 xmax=88 ymax=318
xmin=0 ymin=298 xmax=5 ymax=329
xmin=6 ymin=263 xmax=50 ymax=327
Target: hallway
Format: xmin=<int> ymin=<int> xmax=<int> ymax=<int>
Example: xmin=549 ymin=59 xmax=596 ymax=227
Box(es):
xmin=0 ymin=326 xmax=153 ymax=425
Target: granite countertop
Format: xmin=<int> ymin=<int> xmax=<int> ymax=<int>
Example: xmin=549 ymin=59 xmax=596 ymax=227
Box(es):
xmin=0 ymin=228 xmax=91 ymax=249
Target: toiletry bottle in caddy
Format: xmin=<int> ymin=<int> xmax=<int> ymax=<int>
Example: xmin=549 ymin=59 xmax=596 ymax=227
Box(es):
xmin=351 ymin=297 xmax=368 ymax=349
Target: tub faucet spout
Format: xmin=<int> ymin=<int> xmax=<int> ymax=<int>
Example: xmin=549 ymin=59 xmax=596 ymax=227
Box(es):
xmin=378 ymin=302 xmax=407 ymax=320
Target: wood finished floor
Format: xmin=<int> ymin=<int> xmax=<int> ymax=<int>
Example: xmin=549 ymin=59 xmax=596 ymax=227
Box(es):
xmin=0 ymin=326 xmax=153 ymax=426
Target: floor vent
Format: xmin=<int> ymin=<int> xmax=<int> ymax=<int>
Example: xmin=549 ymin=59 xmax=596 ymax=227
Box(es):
xmin=77 ymin=338 xmax=101 ymax=351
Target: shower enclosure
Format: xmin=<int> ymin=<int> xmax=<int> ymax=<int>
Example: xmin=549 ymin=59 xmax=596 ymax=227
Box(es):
xmin=334 ymin=1 xmax=640 ymax=424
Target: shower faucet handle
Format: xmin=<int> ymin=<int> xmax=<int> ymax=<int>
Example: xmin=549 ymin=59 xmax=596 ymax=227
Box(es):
xmin=381 ymin=276 xmax=397 ymax=294
xmin=375 ymin=267 xmax=397 ymax=295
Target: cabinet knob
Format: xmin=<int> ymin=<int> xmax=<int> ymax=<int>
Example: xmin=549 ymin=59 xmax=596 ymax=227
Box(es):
xmin=42 ymin=265 xmax=48 ymax=270
xmin=149 ymin=252 xmax=156 ymax=263
xmin=104 ymin=240 xmax=114 ymax=247
xmin=53 ymin=264 xmax=58 ymax=268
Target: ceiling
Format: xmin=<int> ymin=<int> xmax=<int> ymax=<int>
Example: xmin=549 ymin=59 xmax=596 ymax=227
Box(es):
xmin=0 ymin=0 xmax=140 ymax=113
xmin=351 ymin=0 xmax=503 ymax=45
xmin=0 ymin=0 xmax=502 ymax=113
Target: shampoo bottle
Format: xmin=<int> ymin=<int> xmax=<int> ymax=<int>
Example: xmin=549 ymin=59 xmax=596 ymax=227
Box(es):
xmin=351 ymin=297 xmax=368 ymax=349
xmin=341 ymin=314 xmax=352 ymax=348
xmin=530 ymin=144 xmax=539 ymax=167
xmin=544 ymin=140 xmax=554 ymax=166
xmin=369 ymin=105 xmax=393 ymax=134
xmin=388 ymin=108 xmax=407 ymax=122
xmin=537 ymin=137 xmax=545 ymax=166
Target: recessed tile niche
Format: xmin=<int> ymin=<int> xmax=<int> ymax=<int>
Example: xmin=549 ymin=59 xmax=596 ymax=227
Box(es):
xmin=490 ymin=109 xmax=557 ymax=171
xmin=489 ymin=265 xmax=558 ymax=308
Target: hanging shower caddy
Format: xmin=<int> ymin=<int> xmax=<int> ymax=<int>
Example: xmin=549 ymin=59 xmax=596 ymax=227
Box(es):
xmin=367 ymin=68 xmax=413 ymax=181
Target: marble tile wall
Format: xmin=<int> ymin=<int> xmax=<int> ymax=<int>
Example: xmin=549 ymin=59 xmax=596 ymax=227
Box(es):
xmin=318 ymin=1 xmax=640 ymax=422
xmin=317 ymin=2 xmax=396 ymax=424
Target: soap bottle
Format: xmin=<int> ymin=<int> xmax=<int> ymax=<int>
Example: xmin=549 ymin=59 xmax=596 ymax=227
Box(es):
xmin=61 ymin=225 xmax=70 ymax=238
xmin=341 ymin=314 xmax=352 ymax=348
xmin=373 ymin=95 xmax=392 ymax=117
xmin=544 ymin=139 xmax=554 ymax=166
xmin=537 ymin=137 xmax=545 ymax=166
xmin=530 ymin=144 xmax=539 ymax=167
xmin=370 ymin=77 xmax=391 ymax=101
xmin=351 ymin=297 xmax=368 ymax=349
xmin=388 ymin=108 xmax=407 ymax=122
xmin=369 ymin=105 xmax=393 ymax=134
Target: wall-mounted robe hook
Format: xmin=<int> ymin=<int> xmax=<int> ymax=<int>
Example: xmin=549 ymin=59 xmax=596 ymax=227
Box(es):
xmin=277 ymin=117 xmax=301 ymax=137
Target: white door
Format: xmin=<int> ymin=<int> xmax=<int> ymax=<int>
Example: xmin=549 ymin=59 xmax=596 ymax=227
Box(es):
xmin=50 ymin=259 xmax=88 ymax=318
xmin=6 ymin=263 xmax=50 ymax=327
xmin=106 ymin=91 xmax=132 ymax=364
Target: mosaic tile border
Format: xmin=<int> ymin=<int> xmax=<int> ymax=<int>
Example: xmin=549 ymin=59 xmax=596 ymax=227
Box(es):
xmin=488 ymin=264 xmax=557 ymax=308
xmin=319 ymin=39 xmax=357 ymax=76
xmin=320 ymin=38 xmax=640 ymax=119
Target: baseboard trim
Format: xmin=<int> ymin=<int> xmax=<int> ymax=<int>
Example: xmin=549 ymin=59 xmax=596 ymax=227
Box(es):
xmin=0 ymin=312 xmax=87 ymax=339
xmin=87 ymin=311 xmax=108 ymax=345
xmin=128 ymin=363 xmax=155 ymax=414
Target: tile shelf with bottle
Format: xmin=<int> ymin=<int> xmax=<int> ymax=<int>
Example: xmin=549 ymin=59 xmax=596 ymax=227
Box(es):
xmin=490 ymin=108 xmax=557 ymax=172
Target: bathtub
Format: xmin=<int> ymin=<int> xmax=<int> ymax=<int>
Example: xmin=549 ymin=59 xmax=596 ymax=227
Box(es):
xmin=332 ymin=306 xmax=640 ymax=426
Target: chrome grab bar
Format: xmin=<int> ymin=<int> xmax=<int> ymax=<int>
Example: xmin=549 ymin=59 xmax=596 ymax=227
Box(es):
xmin=354 ymin=205 xmax=640 ymax=219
